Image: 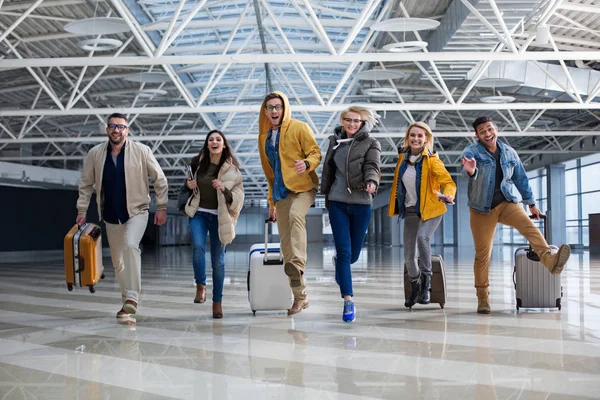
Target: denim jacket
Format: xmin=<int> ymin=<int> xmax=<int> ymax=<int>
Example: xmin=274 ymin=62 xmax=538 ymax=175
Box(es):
xmin=461 ymin=140 xmax=534 ymax=214
xmin=266 ymin=128 xmax=291 ymax=202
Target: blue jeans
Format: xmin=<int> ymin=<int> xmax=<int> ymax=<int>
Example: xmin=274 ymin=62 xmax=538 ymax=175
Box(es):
xmin=189 ymin=211 xmax=225 ymax=302
xmin=328 ymin=201 xmax=372 ymax=298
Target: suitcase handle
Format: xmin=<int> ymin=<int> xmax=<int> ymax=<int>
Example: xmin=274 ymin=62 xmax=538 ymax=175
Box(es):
xmin=528 ymin=214 xmax=547 ymax=239
xmin=263 ymin=219 xmax=283 ymax=264
xmin=512 ymin=267 xmax=516 ymax=289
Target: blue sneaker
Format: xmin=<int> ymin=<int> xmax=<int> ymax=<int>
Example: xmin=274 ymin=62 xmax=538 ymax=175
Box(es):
xmin=343 ymin=300 xmax=355 ymax=323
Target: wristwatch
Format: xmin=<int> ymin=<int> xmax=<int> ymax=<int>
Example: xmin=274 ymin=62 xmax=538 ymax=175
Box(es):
xmin=528 ymin=204 xmax=536 ymax=208
xmin=304 ymin=160 xmax=310 ymax=170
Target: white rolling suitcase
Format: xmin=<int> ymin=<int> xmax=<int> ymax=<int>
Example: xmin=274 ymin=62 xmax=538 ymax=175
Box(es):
xmin=514 ymin=215 xmax=562 ymax=311
xmin=248 ymin=219 xmax=292 ymax=315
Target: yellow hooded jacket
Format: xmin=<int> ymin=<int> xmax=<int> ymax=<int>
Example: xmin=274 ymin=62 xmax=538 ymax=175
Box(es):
xmin=258 ymin=91 xmax=322 ymax=208
xmin=388 ymin=148 xmax=456 ymax=221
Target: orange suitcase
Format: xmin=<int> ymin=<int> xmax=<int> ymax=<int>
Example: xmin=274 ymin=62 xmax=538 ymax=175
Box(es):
xmin=64 ymin=223 xmax=105 ymax=293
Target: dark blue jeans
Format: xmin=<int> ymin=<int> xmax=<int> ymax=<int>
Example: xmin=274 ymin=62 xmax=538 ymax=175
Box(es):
xmin=328 ymin=201 xmax=372 ymax=298
xmin=189 ymin=211 xmax=225 ymax=302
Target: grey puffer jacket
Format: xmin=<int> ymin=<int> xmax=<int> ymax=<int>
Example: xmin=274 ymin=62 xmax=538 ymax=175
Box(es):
xmin=320 ymin=125 xmax=381 ymax=196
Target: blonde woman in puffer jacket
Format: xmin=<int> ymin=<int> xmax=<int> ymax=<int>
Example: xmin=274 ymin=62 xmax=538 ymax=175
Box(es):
xmin=178 ymin=129 xmax=244 ymax=319
xmin=320 ymin=106 xmax=381 ymax=323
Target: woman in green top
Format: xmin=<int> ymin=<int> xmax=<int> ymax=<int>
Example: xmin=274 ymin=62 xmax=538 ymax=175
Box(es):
xmin=180 ymin=129 xmax=244 ymax=318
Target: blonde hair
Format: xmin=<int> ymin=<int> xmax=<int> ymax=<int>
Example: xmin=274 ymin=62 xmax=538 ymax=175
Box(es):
xmin=401 ymin=121 xmax=434 ymax=152
xmin=340 ymin=106 xmax=377 ymax=131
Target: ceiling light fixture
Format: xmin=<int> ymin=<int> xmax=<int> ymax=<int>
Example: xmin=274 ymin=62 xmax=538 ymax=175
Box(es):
xmin=64 ymin=17 xmax=131 ymax=35
xmin=363 ymin=88 xmax=397 ymax=96
xmin=123 ymin=72 xmax=170 ymax=83
xmin=382 ymin=41 xmax=428 ymax=53
xmin=371 ymin=18 xmax=440 ymax=32
xmin=78 ymin=38 xmax=123 ymax=52
xmin=480 ymin=95 xmax=516 ymax=103
xmin=356 ymin=69 xmax=406 ymax=81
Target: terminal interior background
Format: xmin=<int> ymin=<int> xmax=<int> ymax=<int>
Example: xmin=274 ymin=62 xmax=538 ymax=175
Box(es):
xmin=1 ymin=0 xmax=600 ymax=399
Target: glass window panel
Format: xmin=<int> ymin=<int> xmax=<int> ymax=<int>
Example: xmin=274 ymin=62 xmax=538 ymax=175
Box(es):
xmin=566 ymin=227 xmax=579 ymax=245
xmin=512 ymin=228 xmax=527 ymax=244
xmin=541 ymin=175 xmax=547 ymax=199
xmin=563 ymin=159 xmax=578 ymax=169
xmin=565 ymin=169 xmax=578 ymax=195
xmin=529 ymin=177 xmax=540 ymax=200
xmin=582 ymin=192 xmax=600 ymax=219
xmin=581 ymin=164 xmax=600 ymax=193
xmin=583 ymin=226 xmax=589 ymax=247
xmin=581 ymin=153 xmax=600 ymax=166
xmin=566 ymin=195 xmax=579 ymax=221
xmin=538 ymin=199 xmax=547 ymax=214
xmin=502 ymin=227 xmax=511 ymax=243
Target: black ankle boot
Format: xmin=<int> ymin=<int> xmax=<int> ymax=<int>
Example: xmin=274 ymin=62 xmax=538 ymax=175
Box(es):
xmin=418 ymin=275 xmax=431 ymax=304
xmin=404 ymin=278 xmax=421 ymax=308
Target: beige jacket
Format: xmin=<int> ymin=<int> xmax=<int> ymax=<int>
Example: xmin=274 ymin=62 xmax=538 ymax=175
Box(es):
xmin=183 ymin=159 xmax=244 ymax=245
xmin=77 ymin=139 xmax=169 ymax=220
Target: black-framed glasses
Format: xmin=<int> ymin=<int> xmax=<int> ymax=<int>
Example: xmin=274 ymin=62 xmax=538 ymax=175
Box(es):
xmin=107 ymin=123 xmax=128 ymax=130
xmin=266 ymin=105 xmax=283 ymax=111
xmin=343 ymin=118 xmax=362 ymax=124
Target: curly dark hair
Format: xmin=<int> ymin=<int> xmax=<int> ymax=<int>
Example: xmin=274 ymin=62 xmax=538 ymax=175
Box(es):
xmin=472 ymin=116 xmax=494 ymax=132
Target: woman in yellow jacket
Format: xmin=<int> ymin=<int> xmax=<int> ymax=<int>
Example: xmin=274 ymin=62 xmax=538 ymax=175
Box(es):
xmin=388 ymin=122 xmax=456 ymax=308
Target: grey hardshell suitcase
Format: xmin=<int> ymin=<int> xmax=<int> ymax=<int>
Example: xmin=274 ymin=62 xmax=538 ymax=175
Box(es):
xmin=513 ymin=215 xmax=562 ymax=311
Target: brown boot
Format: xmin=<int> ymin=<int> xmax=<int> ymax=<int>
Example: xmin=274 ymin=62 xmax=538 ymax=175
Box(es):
xmin=212 ymin=302 xmax=223 ymax=319
xmin=194 ymin=283 xmax=206 ymax=304
xmin=288 ymin=298 xmax=309 ymax=316
xmin=476 ymin=288 xmax=491 ymax=314
xmin=541 ymin=245 xmax=571 ymax=275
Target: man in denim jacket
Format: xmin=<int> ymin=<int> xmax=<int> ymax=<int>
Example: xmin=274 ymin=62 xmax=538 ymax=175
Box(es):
xmin=461 ymin=116 xmax=570 ymax=314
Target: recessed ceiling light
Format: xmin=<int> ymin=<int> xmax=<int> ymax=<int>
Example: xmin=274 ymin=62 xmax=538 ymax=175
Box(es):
xmin=371 ymin=18 xmax=440 ymax=32
xmin=78 ymin=38 xmax=123 ymax=52
xmin=137 ymin=89 xmax=168 ymax=97
xmin=382 ymin=41 xmax=428 ymax=52
xmin=169 ymin=120 xmax=195 ymax=126
xmin=64 ymin=17 xmax=131 ymax=35
xmin=480 ymin=95 xmax=516 ymax=103
xmin=356 ymin=69 xmax=406 ymax=80
xmin=123 ymin=72 xmax=171 ymax=83
xmin=475 ymin=78 xmax=523 ymax=88
xmin=363 ymin=88 xmax=397 ymax=96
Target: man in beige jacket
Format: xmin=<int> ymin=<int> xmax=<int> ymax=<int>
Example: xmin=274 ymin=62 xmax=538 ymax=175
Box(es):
xmin=76 ymin=113 xmax=168 ymax=318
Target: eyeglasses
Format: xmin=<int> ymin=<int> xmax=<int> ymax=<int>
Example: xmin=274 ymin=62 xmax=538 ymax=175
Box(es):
xmin=107 ymin=124 xmax=128 ymax=130
xmin=343 ymin=118 xmax=362 ymax=124
xmin=266 ymin=105 xmax=283 ymax=112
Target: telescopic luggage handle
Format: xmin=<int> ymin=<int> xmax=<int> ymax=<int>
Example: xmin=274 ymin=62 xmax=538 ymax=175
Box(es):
xmin=528 ymin=214 xmax=547 ymax=239
xmin=527 ymin=214 xmax=547 ymax=261
xmin=263 ymin=218 xmax=283 ymax=263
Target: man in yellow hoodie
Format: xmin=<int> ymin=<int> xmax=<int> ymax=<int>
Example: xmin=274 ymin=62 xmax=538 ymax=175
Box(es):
xmin=258 ymin=92 xmax=322 ymax=315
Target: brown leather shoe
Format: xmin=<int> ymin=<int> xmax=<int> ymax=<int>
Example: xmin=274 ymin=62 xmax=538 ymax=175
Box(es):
xmin=287 ymin=299 xmax=309 ymax=316
xmin=212 ymin=302 xmax=223 ymax=319
xmin=116 ymin=308 xmax=128 ymax=318
xmin=195 ymin=283 xmax=206 ymax=304
xmin=123 ymin=300 xmax=137 ymax=315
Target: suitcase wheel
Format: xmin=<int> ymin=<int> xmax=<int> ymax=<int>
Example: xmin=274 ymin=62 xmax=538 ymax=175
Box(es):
xmin=67 ymin=283 xmax=73 ymax=291
xmin=252 ymin=310 xmax=256 ymax=316
xmin=88 ymin=285 xmax=95 ymax=294
xmin=439 ymin=303 xmax=444 ymax=309
xmin=101 ymin=274 xmax=105 ymax=279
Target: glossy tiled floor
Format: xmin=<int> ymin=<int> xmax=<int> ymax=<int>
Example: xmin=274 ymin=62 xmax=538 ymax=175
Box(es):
xmin=1 ymin=244 xmax=599 ymax=399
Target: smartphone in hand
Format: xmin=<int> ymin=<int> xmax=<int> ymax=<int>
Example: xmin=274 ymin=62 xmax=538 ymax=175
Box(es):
xmin=433 ymin=190 xmax=455 ymax=205
xmin=186 ymin=165 xmax=194 ymax=180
